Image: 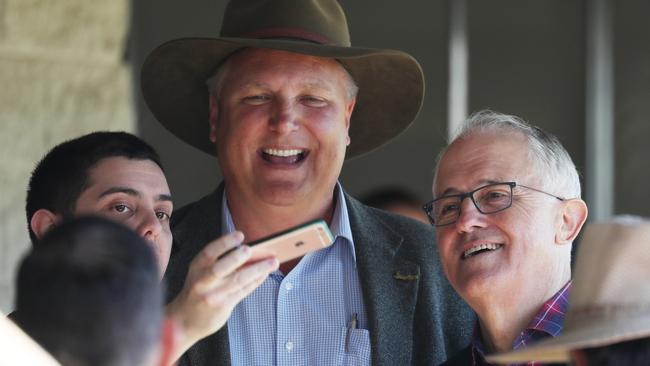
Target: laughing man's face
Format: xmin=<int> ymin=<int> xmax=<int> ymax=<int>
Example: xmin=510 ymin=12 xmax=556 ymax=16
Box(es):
xmin=208 ymin=48 xmax=355 ymax=209
xmin=433 ymin=131 xmax=566 ymax=307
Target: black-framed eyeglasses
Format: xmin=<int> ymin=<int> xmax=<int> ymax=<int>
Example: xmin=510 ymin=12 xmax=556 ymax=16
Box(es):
xmin=422 ymin=182 xmax=565 ymax=227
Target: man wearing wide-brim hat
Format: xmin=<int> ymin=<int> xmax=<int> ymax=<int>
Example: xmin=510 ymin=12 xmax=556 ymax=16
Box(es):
xmin=487 ymin=217 xmax=650 ymax=366
xmin=141 ymin=0 xmax=473 ymax=365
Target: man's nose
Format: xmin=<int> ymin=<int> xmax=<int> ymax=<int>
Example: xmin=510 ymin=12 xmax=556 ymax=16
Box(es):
xmin=269 ymin=98 xmax=299 ymax=134
xmin=136 ymin=211 xmax=162 ymax=243
xmin=455 ymin=197 xmax=487 ymax=233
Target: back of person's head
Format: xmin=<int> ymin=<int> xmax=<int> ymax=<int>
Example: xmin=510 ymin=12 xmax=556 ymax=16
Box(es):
xmin=25 ymin=132 xmax=162 ymax=244
xmin=14 ymin=216 xmax=164 ymax=366
xmin=577 ymin=337 xmax=650 ymax=366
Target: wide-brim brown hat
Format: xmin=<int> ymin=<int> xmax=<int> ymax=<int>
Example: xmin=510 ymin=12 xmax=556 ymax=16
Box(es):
xmin=141 ymin=0 xmax=424 ymax=159
xmin=487 ymin=216 xmax=650 ymax=364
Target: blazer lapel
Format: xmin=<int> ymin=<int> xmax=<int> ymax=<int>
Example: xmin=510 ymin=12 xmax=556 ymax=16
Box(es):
xmin=169 ymin=183 xmax=232 ymax=366
xmin=346 ymin=194 xmax=420 ymax=366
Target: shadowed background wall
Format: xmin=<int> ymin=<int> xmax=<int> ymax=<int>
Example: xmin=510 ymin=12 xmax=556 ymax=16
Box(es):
xmin=0 ymin=0 xmax=133 ymax=313
xmin=1 ymin=0 xmax=649 ymax=313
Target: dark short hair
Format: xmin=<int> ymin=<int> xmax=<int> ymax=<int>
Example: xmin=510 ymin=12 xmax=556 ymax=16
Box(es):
xmin=14 ymin=216 xmax=163 ymax=366
xmin=25 ymin=131 xmax=162 ymax=244
xmin=581 ymin=337 xmax=650 ymax=366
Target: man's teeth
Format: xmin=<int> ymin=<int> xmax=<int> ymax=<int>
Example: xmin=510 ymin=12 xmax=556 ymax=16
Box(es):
xmin=263 ymin=148 xmax=303 ymax=157
xmin=463 ymin=243 xmax=503 ymax=259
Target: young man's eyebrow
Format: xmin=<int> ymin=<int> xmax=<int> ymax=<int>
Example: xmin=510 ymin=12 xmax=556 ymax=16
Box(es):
xmin=98 ymin=187 xmax=141 ymax=199
xmin=157 ymin=194 xmax=173 ymax=204
xmin=98 ymin=187 xmax=173 ymax=204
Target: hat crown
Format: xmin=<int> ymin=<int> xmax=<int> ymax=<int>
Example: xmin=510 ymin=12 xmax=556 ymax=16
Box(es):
xmin=141 ymin=0 xmax=424 ymax=159
xmin=484 ymin=217 xmax=650 ymax=364
xmin=565 ymin=217 xmax=650 ymax=325
xmin=220 ymin=0 xmax=351 ymax=46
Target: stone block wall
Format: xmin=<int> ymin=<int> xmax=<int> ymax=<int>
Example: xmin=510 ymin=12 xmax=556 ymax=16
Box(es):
xmin=0 ymin=0 xmax=133 ymax=313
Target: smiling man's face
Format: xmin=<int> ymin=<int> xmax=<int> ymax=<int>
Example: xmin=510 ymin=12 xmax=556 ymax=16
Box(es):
xmin=433 ymin=131 xmax=566 ymax=306
xmin=208 ymin=48 xmax=355 ymax=209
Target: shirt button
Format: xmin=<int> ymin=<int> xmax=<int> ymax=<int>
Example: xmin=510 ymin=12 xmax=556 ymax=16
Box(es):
xmin=285 ymin=341 xmax=294 ymax=352
xmin=285 ymin=282 xmax=294 ymax=291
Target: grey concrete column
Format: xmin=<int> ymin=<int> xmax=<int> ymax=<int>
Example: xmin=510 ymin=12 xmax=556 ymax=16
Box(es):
xmin=585 ymin=0 xmax=614 ymax=220
xmin=447 ymin=0 xmax=468 ymax=140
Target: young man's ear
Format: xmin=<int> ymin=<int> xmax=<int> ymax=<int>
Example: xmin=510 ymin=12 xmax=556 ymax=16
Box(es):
xmin=555 ymin=199 xmax=588 ymax=245
xmin=30 ymin=209 xmax=61 ymax=240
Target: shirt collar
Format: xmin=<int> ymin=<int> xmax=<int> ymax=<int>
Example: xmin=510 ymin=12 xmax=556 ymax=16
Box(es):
xmin=220 ymin=182 xmax=356 ymax=263
xmin=329 ymin=182 xmax=356 ymax=262
xmin=524 ymin=280 xmax=571 ymax=337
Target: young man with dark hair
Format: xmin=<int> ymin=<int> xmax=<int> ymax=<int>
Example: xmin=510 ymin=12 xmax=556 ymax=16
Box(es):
xmin=26 ymin=131 xmax=172 ymax=273
xmin=16 ymin=131 xmax=278 ymax=362
xmin=15 ymin=216 xmax=170 ymax=366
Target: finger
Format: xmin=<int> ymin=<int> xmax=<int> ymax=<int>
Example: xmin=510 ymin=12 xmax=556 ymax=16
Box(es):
xmin=215 ymin=258 xmax=278 ymax=298
xmin=231 ymin=268 xmax=273 ymax=300
xmin=194 ymin=231 xmax=245 ymax=268
xmin=194 ymin=245 xmax=253 ymax=292
xmin=236 ymin=257 xmax=279 ymax=280
xmin=205 ymin=263 xmax=276 ymax=307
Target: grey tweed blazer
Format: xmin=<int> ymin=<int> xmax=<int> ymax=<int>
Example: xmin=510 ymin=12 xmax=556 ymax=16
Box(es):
xmin=164 ymin=184 xmax=474 ymax=366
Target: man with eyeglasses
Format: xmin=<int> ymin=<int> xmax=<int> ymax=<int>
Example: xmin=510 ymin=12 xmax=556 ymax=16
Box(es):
xmin=425 ymin=110 xmax=589 ymax=365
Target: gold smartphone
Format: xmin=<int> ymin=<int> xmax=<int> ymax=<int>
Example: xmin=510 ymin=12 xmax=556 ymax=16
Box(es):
xmin=247 ymin=219 xmax=334 ymax=263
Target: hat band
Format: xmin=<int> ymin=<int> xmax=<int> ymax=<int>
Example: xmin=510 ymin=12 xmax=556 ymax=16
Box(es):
xmin=239 ymin=27 xmax=336 ymax=45
xmin=566 ymin=303 xmax=650 ymax=327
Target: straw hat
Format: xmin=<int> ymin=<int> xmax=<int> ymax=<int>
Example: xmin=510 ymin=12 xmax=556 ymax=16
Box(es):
xmin=141 ymin=0 xmax=425 ymax=159
xmin=487 ymin=216 xmax=650 ymax=364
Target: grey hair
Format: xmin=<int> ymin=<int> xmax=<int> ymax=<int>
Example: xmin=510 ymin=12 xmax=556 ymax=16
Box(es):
xmin=205 ymin=58 xmax=234 ymax=100
xmin=205 ymin=53 xmax=359 ymax=101
xmin=433 ymin=110 xmax=582 ymax=198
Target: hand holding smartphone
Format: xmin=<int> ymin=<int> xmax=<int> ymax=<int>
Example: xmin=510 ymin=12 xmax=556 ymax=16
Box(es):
xmin=246 ymin=219 xmax=334 ymax=264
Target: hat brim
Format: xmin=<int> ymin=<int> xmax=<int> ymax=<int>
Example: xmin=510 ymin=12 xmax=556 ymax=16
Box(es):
xmin=486 ymin=313 xmax=650 ymax=364
xmin=141 ymin=37 xmax=424 ymax=159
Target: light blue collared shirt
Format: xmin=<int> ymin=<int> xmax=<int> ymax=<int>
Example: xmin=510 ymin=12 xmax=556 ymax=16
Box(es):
xmin=225 ymin=183 xmax=370 ymax=365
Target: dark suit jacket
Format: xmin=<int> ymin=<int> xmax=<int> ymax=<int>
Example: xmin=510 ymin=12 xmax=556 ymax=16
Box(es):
xmin=440 ymin=344 xmax=475 ymax=366
xmin=165 ymin=185 xmax=474 ymax=366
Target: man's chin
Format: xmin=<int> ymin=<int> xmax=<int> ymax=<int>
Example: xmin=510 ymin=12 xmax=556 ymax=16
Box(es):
xmin=254 ymin=181 xmax=310 ymax=205
xmin=455 ymin=269 xmax=507 ymax=303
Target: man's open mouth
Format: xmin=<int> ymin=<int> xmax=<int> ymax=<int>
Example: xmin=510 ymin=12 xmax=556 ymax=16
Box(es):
xmin=261 ymin=148 xmax=308 ymax=164
xmin=462 ymin=243 xmax=503 ymax=259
